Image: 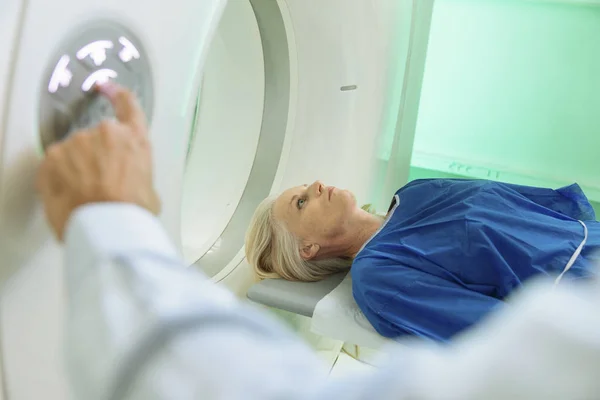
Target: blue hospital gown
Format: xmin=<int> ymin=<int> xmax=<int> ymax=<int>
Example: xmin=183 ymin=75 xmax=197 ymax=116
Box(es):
xmin=351 ymin=179 xmax=600 ymax=342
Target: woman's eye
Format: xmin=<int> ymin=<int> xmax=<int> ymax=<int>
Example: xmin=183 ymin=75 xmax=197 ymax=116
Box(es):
xmin=297 ymin=198 xmax=306 ymax=209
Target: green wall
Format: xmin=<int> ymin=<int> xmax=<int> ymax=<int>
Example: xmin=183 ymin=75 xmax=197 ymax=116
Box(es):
xmin=410 ymin=0 xmax=600 ymax=203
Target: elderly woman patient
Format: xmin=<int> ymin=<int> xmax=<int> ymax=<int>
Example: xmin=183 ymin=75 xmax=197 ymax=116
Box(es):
xmin=245 ymin=179 xmax=600 ymax=342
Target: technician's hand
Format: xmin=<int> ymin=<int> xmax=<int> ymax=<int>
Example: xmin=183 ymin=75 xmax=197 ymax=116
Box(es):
xmin=36 ymin=82 xmax=161 ymax=241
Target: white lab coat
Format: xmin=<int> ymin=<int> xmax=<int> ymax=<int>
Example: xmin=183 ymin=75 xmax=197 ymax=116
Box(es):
xmin=64 ymin=203 xmax=600 ymax=400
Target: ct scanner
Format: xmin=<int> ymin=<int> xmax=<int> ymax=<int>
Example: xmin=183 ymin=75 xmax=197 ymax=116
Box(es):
xmin=0 ymin=0 xmax=434 ymax=397
xmin=3 ymin=0 xmax=600 ymax=397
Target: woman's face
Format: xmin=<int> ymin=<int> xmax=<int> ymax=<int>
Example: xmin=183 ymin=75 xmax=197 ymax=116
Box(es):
xmin=273 ymin=180 xmax=358 ymax=245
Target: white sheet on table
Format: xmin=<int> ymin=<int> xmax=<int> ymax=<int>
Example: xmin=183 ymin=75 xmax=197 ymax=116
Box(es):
xmin=310 ymin=273 xmax=392 ymax=349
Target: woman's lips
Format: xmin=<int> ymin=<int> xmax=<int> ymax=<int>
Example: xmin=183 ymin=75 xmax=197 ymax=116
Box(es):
xmin=328 ymin=186 xmax=335 ymax=200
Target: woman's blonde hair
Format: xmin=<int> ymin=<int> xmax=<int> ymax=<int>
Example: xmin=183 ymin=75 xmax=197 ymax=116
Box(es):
xmin=244 ymin=196 xmax=375 ymax=282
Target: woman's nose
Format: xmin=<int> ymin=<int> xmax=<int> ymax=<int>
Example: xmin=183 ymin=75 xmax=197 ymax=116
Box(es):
xmin=310 ymin=180 xmax=324 ymax=196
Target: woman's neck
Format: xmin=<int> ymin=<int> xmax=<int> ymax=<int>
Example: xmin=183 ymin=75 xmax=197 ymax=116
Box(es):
xmin=343 ymin=211 xmax=384 ymax=258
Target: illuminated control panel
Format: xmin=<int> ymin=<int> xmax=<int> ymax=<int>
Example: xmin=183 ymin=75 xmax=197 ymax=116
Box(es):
xmin=39 ymin=22 xmax=153 ymax=150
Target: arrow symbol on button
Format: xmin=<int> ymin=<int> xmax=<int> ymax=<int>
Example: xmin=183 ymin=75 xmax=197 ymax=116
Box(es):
xmin=81 ymin=69 xmax=118 ymax=92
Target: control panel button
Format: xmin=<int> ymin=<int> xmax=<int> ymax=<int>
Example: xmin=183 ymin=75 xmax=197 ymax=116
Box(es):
xmin=118 ymin=36 xmax=140 ymax=63
xmin=48 ymin=55 xmax=73 ymax=94
xmin=76 ymin=40 xmax=114 ymax=68
xmin=81 ymin=69 xmax=118 ymax=92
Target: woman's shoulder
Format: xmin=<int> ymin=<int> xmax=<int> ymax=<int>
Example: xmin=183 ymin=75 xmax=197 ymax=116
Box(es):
xmin=350 ymin=254 xmax=396 ymax=291
xmin=385 ymin=179 xmax=488 ymax=222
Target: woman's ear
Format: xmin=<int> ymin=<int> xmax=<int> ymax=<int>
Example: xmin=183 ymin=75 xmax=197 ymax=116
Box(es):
xmin=300 ymin=243 xmax=320 ymax=260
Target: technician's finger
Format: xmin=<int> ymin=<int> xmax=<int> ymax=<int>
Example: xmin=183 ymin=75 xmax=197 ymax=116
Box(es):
xmin=96 ymin=81 xmax=147 ymax=133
